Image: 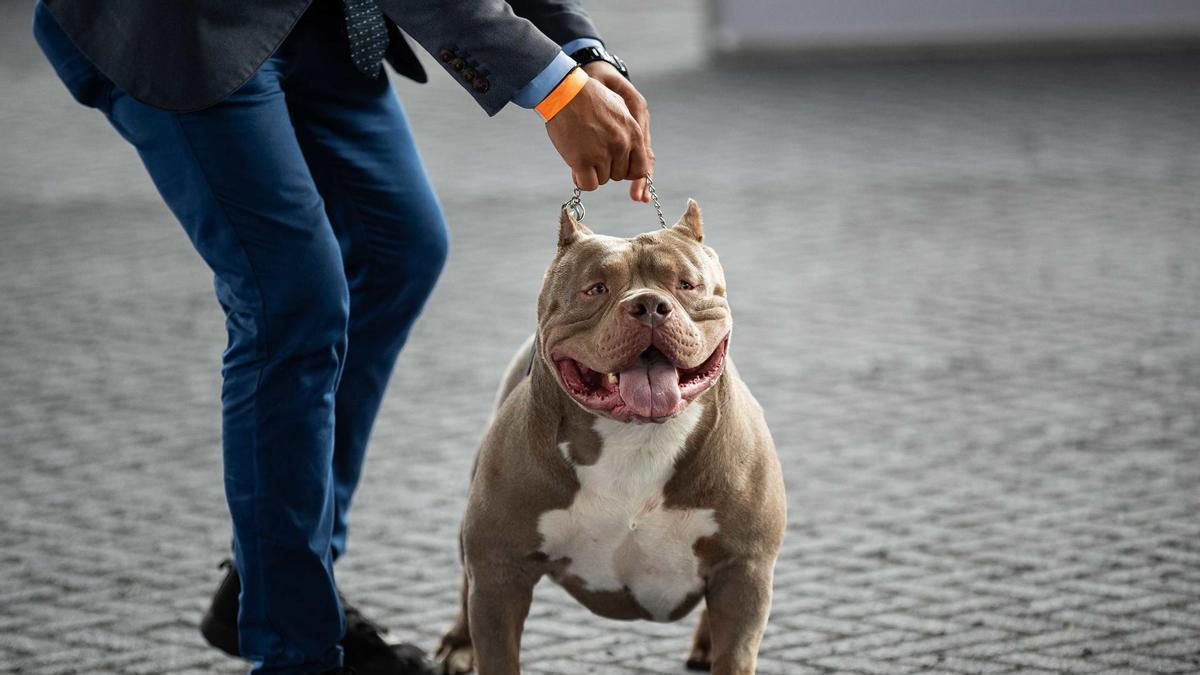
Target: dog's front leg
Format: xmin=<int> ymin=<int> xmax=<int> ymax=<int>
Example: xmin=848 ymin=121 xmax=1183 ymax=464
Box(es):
xmin=466 ymin=562 xmax=537 ymax=675
xmin=704 ymin=561 xmax=774 ymax=675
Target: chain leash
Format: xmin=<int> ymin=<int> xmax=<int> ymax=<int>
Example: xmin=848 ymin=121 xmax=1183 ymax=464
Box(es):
xmin=562 ymin=174 xmax=666 ymax=229
xmin=646 ymin=175 xmax=666 ymax=228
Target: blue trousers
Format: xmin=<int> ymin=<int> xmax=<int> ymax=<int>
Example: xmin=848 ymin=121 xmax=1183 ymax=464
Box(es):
xmin=34 ymin=3 xmax=449 ymax=672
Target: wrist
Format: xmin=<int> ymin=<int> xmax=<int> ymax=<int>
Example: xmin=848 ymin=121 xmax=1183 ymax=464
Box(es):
xmin=536 ymin=67 xmax=590 ymax=123
xmin=581 ymin=61 xmax=621 ymax=81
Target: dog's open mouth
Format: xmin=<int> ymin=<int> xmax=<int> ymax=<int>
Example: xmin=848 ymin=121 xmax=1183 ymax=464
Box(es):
xmin=553 ymin=338 xmax=728 ymax=422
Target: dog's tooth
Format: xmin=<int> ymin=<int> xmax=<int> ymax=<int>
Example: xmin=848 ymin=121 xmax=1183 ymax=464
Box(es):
xmin=607 ymin=372 xmax=619 ymax=385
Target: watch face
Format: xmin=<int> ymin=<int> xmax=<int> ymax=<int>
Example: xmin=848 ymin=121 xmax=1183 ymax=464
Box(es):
xmin=572 ymin=46 xmax=629 ymax=78
xmin=568 ymin=45 xmax=628 ymax=78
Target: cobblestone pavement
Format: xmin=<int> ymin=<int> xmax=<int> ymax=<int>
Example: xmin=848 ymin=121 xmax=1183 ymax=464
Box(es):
xmin=3 ymin=1 xmax=1200 ymax=673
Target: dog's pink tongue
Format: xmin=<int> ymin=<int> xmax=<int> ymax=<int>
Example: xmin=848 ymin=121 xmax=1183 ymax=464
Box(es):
xmin=618 ymin=361 xmax=681 ymax=418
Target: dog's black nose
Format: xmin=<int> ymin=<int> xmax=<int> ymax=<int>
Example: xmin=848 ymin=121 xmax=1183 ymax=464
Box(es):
xmin=622 ymin=291 xmax=673 ymax=327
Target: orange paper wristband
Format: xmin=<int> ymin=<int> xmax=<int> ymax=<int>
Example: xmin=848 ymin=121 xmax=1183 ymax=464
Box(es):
xmin=536 ymin=67 xmax=589 ymax=122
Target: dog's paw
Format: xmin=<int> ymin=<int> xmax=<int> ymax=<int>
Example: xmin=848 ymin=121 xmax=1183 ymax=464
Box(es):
xmin=436 ymin=644 xmax=474 ymax=675
xmin=435 ymin=630 xmax=474 ymax=675
xmin=685 ymin=645 xmax=712 ymax=671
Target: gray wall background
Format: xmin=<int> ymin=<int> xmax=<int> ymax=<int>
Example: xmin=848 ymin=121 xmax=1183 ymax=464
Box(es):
xmin=713 ymin=0 xmax=1200 ymax=51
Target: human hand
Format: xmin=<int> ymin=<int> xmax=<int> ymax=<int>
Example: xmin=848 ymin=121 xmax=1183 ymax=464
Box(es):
xmin=582 ymin=61 xmax=653 ymax=202
xmin=545 ymin=75 xmax=650 ymax=197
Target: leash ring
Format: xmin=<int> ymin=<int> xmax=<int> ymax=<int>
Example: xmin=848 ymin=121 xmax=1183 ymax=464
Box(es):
xmin=563 ymin=185 xmax=586 ymax=222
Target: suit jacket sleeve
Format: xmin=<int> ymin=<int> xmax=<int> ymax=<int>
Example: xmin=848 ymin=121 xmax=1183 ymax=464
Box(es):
xmin=380 ymin=0 xmax=602 ymax=116
xmin=506 ymin=0 xmax=603 ymax=46
xmin=379 ymin=0 xmax=555 ymax=116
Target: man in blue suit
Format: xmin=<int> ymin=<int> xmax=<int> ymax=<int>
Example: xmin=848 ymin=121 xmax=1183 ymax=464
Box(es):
xmin=33 ymin=1 xmax=654 ymax=673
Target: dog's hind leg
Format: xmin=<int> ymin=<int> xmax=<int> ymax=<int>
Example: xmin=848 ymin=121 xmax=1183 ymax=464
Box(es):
xmin=686 ymin=605 xmax=713 ymax=671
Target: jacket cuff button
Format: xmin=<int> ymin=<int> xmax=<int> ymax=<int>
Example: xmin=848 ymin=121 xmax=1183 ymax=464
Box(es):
xmin=450 ymin=58 xmax=465 ymax=71
xmin=463 ymin=68 xmax=476 ymax=82
xmin=473 ymin=79 xmax=490 ymax=93
xmin=439 ymin=49 xmax=454 ymax=62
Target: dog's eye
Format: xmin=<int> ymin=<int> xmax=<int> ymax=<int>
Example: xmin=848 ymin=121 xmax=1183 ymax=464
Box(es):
xmin=585 ymin=282 xmax=608 ymax=296
xmin=678 ymin=280 xmax=696 ymax=291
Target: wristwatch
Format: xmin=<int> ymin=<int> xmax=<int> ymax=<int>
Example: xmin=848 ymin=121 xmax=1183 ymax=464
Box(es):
xmin=570 ymin=44 xmax=629 ymax=81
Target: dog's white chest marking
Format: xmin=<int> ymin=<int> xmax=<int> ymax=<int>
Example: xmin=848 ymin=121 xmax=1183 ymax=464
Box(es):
xmin=538 ymin=404 xmax=717 ymax=621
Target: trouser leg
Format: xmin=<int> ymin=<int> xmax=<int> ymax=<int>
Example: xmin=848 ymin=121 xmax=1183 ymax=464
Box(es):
xmin=114 ymin=81 xmax=349 ymax=673
xmin=283 ymin=0 xmax=449 ymax=560
xmin=113 ymin=84 xmax=349 ymax=672
xmin=35 ymin=9 xmax=349 ymax=669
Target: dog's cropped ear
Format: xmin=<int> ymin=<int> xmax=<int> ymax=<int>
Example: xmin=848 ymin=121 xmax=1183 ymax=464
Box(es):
xmin=671 ymin=199 xmax=703 ymax=243
xmin=559 ymin=207 xmax=593 ymax=248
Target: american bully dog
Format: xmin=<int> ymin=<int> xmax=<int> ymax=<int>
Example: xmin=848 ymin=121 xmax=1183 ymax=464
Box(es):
xmin=436 ymin=200 xmax=786 ymax=675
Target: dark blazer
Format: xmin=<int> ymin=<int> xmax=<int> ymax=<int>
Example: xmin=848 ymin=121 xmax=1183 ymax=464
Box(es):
xmin=40 ymin=0 xmax=601 ymax=115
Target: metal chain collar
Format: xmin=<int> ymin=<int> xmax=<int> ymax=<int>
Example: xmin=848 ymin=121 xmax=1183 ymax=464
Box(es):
xmin=562 ymin=174 xmax=666 ymax=228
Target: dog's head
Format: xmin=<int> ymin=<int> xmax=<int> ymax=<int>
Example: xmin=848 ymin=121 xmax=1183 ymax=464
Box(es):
xmin=537 ymin=199 xmax=731 ymax=423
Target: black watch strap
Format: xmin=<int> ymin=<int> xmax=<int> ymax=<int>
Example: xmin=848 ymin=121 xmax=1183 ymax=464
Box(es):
xmin=569 ymin=44 xmax=629 ymax=80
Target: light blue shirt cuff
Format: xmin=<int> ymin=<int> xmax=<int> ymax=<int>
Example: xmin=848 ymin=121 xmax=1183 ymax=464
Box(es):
xmin=512 ymin=38 xmax=605 ymax=109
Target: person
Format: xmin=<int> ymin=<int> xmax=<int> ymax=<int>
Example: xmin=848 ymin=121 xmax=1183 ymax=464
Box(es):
xmin=31 ymin=1 xmax=654 ymax=673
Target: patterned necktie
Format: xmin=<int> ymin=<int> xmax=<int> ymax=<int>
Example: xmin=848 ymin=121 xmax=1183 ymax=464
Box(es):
xmin=340 ymin=0 xmax=389 ymax=78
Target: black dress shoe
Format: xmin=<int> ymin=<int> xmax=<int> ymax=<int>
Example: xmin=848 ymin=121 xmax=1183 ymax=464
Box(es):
xmin=199 ymin=560 xmax=240 ymax=657
xmin=200 ymin=560 xmax=435 ymax=675
xmin=339 ymin=599 xmax=433 ymax=674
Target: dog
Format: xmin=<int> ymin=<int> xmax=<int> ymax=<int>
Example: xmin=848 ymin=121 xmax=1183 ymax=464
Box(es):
xmin=436 ymin=200 xmax=786 ymax=675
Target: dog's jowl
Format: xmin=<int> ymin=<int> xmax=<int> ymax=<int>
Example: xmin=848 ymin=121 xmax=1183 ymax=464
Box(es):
xmin=436 ymin=200 xmax=786 ymax=675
